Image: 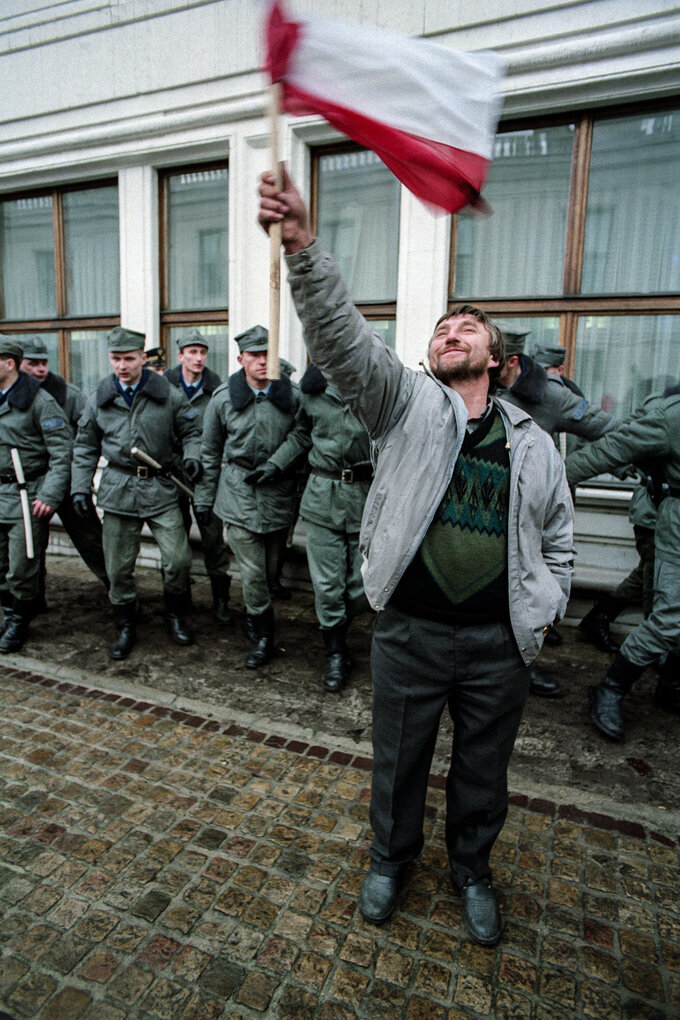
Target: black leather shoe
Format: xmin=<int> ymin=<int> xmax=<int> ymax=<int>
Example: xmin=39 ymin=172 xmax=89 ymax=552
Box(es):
xmin=163 ymin=593 xmax=194 ymax=647
xmin=359 ymin=869 xmax=400 ymax=925
xmin=460 ymin=878 xmax=501 ymax=945
xmin=529 ymin=668 xmax=560 ymax=698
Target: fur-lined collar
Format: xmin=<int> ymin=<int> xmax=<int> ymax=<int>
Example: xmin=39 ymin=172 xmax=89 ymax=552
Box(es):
xmin=164 ymin=365 xmax=222 ymax=395
xmin=42 ymin=371 xmax=68 ymax=408
xmin=5 ymin=371 xmax=41 ymax=411
xmin=228 ymin=368 xmax=293 ymax=412
xmin=300 ymin=363 xmax=327 ymax=394
xmin=503 ymin=355 xmax=547 ymax=406
xmin=97 ymin=369 xmax=169 ymax=408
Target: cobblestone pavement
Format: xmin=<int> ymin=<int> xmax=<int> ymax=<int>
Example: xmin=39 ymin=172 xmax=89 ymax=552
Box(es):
xmin=1 ymin=664 xmax=679 ymax=1019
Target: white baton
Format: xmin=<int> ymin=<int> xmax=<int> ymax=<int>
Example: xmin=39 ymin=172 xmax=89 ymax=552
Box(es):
xmin=10 ymin=448 xmax=35 ymax=560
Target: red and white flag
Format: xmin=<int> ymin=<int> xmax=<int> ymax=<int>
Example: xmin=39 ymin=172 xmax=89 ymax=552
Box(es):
xmin=264 ymin=1 xmax=505 ymax=214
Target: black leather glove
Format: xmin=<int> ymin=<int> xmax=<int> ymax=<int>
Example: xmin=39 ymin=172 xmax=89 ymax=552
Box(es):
xmin=244 ymin=461 xmax=281 ymax=486
xmin=183 ymin=459 xmax=203 ymax=484
xmin=72 ymin=493 xmax=94 ymax=520
xmin=194 ymin=507 xmax=212 ymax=527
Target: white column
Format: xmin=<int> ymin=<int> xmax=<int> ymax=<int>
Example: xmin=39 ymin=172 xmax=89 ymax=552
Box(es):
xmin=395 ymin=189 xmax=451 ymax=369
xmin=118 ymin=165 xmax=159 ymax=344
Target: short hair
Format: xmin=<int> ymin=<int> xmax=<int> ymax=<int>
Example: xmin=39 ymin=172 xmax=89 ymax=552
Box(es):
xmin=430 ymin=304 xmax=507 ymax=393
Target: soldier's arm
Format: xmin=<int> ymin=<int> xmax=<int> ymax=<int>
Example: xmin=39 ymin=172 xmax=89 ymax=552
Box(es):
xmin=171 ymin=389 xmax=202 ymax=461
xmin=34 ymin=392 xmax=73 ymax=511
xmin=566 ymin=410 xmax=670 ymax=488
xmin=71 ymin=399 xmax=103 ymax=496
xmin=549 ymin=380 xmax=615 ymax=440
xmin=193 ymin=397 xmax=225 ymax=510
xmin=268 ymin=395 xmax=313 ymax=473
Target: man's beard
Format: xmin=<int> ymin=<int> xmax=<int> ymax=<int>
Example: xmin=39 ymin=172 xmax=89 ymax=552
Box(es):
xmin=431 ymin=353 xmax=488 ymax=385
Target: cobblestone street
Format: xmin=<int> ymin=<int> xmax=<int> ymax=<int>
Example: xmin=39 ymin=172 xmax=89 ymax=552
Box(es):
xmin=0 ymin=559 xmax=679 ymax=1018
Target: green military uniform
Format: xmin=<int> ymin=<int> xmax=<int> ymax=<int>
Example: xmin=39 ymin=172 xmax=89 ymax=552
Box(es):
xmin=19 ymin=336 xmax=108 ymax=593
xmin=297 ymin=363 xmax=371 ymax=690
xmin=0 ymin=336 xmax=73 ymax=652
xmin=566 ymin=389 xmax=680 ymax=736
xmin=194 ymin=325 xmax=310 ymax=666
xmin=165 ymin=329 xmax=232 ymax=622
xmin=72 ymin=327 xmax=202 ymax=658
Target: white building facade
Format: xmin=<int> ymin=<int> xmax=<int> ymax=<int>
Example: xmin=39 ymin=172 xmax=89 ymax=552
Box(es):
xmin=2 ymin=0 xmax=680 ymax=587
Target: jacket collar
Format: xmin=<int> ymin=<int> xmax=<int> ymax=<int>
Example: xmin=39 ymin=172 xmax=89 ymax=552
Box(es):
xmin=502 ymin=355 xmax=547 ymax=406
xmin=165 ymin=364 xmax=222 ymax=395
xmin=97 ymin=369 xmax=169 ymax=408
xmin=300 ymin=363 xmax=327 ymax=394
xmin=6 ymin=371 xmax=41 ymax=411
xmin=42 ymin=371 xmax=68 ymax=408
xmin=419 ymin=360 xmax=533 ymax=428
xmin=228 ymin=368 xmax=293 ymax=412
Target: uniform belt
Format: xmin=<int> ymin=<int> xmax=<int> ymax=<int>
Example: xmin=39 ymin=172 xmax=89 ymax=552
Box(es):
xmin=310 ymin=464 xmax=373 ymax=483
xmin=108 ymin=462 xmax=160 ymax=480
xmin=0 ymin=467 xmax=45 ymax=484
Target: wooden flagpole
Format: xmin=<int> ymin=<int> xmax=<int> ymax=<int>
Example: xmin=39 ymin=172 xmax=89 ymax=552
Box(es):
xmin=267 ymin=81 xmax=283 ymax=381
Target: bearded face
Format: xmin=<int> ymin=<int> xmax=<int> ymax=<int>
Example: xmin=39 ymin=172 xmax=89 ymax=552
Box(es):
xmin=428 ymin=314 xmax=496 ymax=385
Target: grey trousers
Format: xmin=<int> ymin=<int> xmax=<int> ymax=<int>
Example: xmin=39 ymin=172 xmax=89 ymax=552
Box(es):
xmin=225 ymin=523 xmax=287 ymax=615
xmin=0 ymin=516 xmax=49 ymax=602
xmin=369 ymin=605 xmax=530 ymax=887
xmin=305 ymin=521 xmax=364 ymax=629
xmin=103 ymin=507 xmax=192 ymax=606
xmin=178 ymin=493 xmax=230 ymax=578
xmin=621 ymin=556 xmax=680 ymax=667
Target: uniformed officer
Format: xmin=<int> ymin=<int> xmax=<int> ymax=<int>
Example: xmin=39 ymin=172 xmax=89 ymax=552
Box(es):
xmin=297 ymin=363 xmax=372 ymax=691
xmin=497 ymin=325 xmax=613 ymax=697
xmin=19 ymin=336 xmax=108 ymax=599
xmin=194 ymin=325 xmax=310 ymax=668
xmin=144 ymin=347 xmax=166 ymax=374
xmin=566 ymin=389 xmax=680 ymax=737
xmin=0 ymin=335 xmax=72 ymax=653
xmin=71 ymin=327 xmax=203 ymax=659
xmin=165 ymin=328 xmax=233 ymax=623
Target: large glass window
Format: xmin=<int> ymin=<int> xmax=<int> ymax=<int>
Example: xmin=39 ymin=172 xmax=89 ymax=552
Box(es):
xmin=160 ymin=164 xmax=229 ymax=372
xmin=0 ymin=181 xmax=120 ymax=389
xmin=448 ymin=101 xmax=680 ymax=491
xmin=313 ymin=146 xmax=400 ymax=347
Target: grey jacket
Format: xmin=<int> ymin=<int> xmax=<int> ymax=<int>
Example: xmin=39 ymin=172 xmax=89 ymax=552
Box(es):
xmin=286 ymin=240 xmax=574 ymax=664
xmin=72 ymin=370 xmax=202 ymax=518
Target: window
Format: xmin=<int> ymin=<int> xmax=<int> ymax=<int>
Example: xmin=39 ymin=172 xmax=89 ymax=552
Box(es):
xmin=313 ymin=145 xmax=400 ymax=348
xmin=160 ymin=164 xmax=229 ymax=379
xmin=0 ymin=181 xmax=119 ymax=390
xmin=448 ymin=100 xmax=680 ymax=480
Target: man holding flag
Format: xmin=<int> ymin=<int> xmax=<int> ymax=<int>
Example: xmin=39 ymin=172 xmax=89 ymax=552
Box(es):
xmin=258 ymin=170 xmax=573 ymax=945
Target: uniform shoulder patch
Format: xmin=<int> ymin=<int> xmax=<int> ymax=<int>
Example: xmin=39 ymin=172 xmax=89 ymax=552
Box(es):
xmin=42 ymin=417 xmax=67 ymax=430
xmin=569 ymin=397 xmax=589 ymax=422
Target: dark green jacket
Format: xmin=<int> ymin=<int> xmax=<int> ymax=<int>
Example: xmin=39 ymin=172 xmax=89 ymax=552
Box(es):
xmin=298 ymin=364 xmax=371 ymax=532
xmin=0 ymin=372 xmax=73 ymax=522
xmin=72 ymin=370 xmax=202 ymax=518
xmin=195 ymin=369 xmax=310 ymax=532
xmin=566 ymin=392 xmax=680 ymax=564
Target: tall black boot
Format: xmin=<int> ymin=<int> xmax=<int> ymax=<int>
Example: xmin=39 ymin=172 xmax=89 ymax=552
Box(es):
xmin=245 ymin=607 xmax=275 ymax=669
xmin=321 ymin=624 xmax=351 ymax=692
xmin=163 ymin=592 xmax=195 ymax=646
xmin=653 ymin=651 xmax=680 ymax=715
xmin=210 ymin=575 xmax=233 ymax=625
xmin=578 ymin=595 xmax=626 ymax=654
xmin=0 ymin=598 xmax=39 ymax=654
xmin=110 ymin=602 xmax=137 ymax=660
xmin=0 ymin=597 xmax=13 ymax=637
xmin=589 ymin=652 xmax=645 ymax=740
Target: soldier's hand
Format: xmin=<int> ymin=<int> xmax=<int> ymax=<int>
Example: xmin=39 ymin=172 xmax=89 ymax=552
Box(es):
xmin=183 ymin=459 xmax=203 ymax=484
xmin=193 ymin=507 xmax=212 ymax=527
xmin=32 ymin=499 xmax=54 ymax=519
xmin=72 ymin=493 xmax=94 ymax=520
xmin=244 ymin=461 xmax=281 ymax=486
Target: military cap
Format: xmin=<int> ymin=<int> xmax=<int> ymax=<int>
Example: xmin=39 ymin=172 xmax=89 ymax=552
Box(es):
xmin=532 ymin=343 xmax=566 ymax=369
xmin=107 ymin=326 xmax=146 ymax=352
xmin=494 ymin=321 xmax=531 ymax=357
xmin=144 ymin=346 xmax=165 ymax=369
xmin=0 ymin=335 xmax=24 ymax=360
xmin=20 ymin=336 xmax=50 ymax=360
xmin=177 ymin=328 xmax=209 ymax=351
xmin=279 ymin=358 xmax=297 ymax=378
xmin=235 ymin=325 xmax=268 ymax=354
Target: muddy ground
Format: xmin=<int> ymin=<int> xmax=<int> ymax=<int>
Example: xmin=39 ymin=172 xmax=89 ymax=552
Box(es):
xmin=7 ymin=552 xmax=680 ymax=839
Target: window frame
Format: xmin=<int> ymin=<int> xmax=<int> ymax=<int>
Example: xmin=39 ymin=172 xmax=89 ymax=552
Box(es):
xmin=0 ymin=177 xmax=120 ymax=381
xmin=158 ymin=160 xmax=230 ymax=361
xmin=447 ymin=96 xmax=680 ymax=380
